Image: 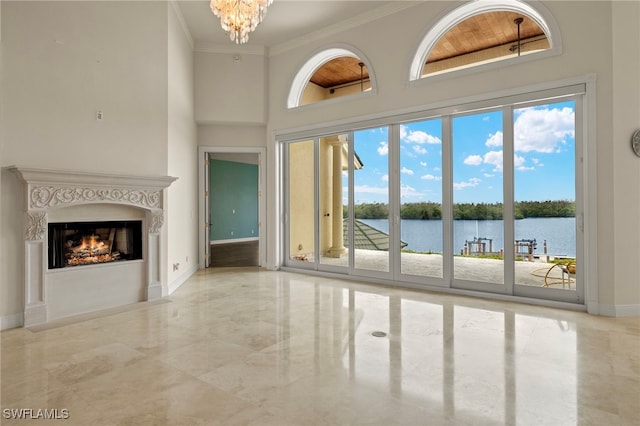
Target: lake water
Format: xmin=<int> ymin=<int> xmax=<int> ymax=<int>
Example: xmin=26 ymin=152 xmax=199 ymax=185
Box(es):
xmin=360 ymin=217 xmax=576 ymax=258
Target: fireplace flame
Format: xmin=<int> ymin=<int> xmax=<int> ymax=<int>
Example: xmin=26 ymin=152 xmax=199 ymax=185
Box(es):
xmin=67 ymin=233 xmax=120 ymax=266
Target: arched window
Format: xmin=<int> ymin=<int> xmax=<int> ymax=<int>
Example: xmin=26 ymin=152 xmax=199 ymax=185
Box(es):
xmin=410 ymin=0 xmax=562 ymax=81
xmin=288 ymin=46 xmax=376 ymax=108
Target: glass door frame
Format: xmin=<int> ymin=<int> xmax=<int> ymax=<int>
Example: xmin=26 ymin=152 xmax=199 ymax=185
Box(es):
xmin=350 ymin=126 xmax=394 ymax=281
xmin=510 ymin=95 xmax=584 ymax=304
xmin=283 ymin=133 xmax=359 ymax=276
xmin=283 ymin=138 xmax=318 ymax=271
xmin=279 ymin=83 xmax=587 ymax=306
xmin=449 ymin=106 xmax=514 ymax=296
xmin=391 ymin=118 xmax=450 ymax=288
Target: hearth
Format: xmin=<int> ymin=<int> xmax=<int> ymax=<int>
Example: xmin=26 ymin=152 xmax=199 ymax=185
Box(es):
xmin=48 ymin=220 xmax=142 ymax=269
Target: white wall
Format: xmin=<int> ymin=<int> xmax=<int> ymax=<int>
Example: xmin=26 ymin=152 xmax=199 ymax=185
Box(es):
xmin=612 ymin=1 xmax=640 ymax=310
xmin=195 ymin=50 xmax=267 ymax=124
xmin=1 ymin=1 xmax=169 ymax=174
xmin=264 ymin=1 xmax=640 ymax=313
xmin=198 ymin=124 xmax=267 ymax=148
xmin=0 ymin=1 xmax=171 ymax=327
xmin=167 ymin=2 xmax=198 ymax=293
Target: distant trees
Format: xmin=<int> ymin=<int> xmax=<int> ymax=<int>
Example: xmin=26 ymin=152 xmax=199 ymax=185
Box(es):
xmin=347 ymin=200 xmax=575 ymax=220
xmin=400 ymin=202 xmax=442 ymax=219
xmin=347 ymin=202 xmax=389 ymax=219
xmin=513 ymin=200 xmax=575 ymax=219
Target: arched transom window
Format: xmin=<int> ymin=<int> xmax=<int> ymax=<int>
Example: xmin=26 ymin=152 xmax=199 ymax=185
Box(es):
xmin=410 ymin=0 xmax=562 ymax=80
xmin=288 ymin=46 xmax=375 ymax=108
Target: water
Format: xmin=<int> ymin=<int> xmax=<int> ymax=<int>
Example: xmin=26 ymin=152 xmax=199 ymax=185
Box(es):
xmin=359 ymin=217 xmax=576 ymax=258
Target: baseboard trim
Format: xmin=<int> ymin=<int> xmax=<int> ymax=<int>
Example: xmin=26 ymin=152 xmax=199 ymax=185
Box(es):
xmin=598 ymin=303 xmax=640 ymax=317
xmin=1 ymin=312 xmax=24 ymax=330
xmin=211 ymin=237 xmax=259 ymax=245
xmin=168 ymin=264 xmax=198 ymax=295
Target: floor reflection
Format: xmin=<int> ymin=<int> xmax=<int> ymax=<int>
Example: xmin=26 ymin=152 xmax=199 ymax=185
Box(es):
xmin=1 ymin=267 xmax=637 ymax=425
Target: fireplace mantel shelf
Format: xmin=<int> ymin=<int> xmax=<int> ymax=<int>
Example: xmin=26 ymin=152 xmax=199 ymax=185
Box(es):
xmin=9 ymin=166 xmax=177 ymax=213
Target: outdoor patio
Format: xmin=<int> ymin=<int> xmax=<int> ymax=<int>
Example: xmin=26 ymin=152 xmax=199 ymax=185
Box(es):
xmin=315 ymin=249 xmax=576 ymax=290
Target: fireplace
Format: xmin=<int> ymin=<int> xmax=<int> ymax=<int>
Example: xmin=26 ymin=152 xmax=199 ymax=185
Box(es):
xmin=9 ymin=166 xmax=177 ymax=326
xmin=48 ymin=220 xmax=143 ymax=269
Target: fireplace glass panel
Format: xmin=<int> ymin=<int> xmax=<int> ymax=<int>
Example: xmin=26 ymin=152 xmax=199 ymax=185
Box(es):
xmin=48 ymin=221 xmax=143 ymax=269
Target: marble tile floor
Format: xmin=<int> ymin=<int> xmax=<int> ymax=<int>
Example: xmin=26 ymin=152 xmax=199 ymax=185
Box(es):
xmin=1 ymin=267 xmax=639 ymax=425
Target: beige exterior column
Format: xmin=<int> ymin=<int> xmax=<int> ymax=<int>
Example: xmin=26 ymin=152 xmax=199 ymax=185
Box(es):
xmin=328 ymin=137 xmax=346 ymax=257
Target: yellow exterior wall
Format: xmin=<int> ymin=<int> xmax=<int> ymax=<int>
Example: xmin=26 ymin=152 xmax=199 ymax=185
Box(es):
xmin=288 ymin=141 xmax=315 ymax=259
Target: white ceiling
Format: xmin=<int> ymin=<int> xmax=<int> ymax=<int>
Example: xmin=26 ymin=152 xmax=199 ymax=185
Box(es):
xmin=176 ymin=1 xmax=415 ymax=50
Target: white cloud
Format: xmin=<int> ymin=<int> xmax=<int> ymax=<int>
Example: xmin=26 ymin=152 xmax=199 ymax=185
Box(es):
xmin=420 ymin=161 xmax=427 ymax=167
xmin=453 ymin=177 xmax=482 ymax=190
xmin=515 ymin=155 xmax=534 ymax=171
xmin=400 ymin=184 xmax=424 ymax=198
xmin=400 ymin=145 xmax=416 ymax=157
xmin=353 ymin=185 xmax=388 ymax=195
xmin=377 ymin=141 xmax=388 ymax=156
xmin=420 ymin=174 xmax=442 ymax=181
xmin=413 ymin=145 xmax=427 ymax=155
xmin=381 ymin=174 xmax=389 ymax=182
xmin=531 ymin=158 xmax=544 ymax=167
xmin=486 ymin=131 xmax=503 ymax=147
xmin=483 ymin=150 xmax=503 ymax=172
xmin=514 ymin=106 xmax=575 ymax=153
xmin=463 ymin=151 xmax=539 ymax=173
xmin=464 ymin=155 xmax=483 ymax=165
xmin=400 ymin=125 xmax=442 ymax=145
xmin=401 ymin=167 xmax=414 ymax=176
xmin=515 ymin=154 xmax=535 ymax=171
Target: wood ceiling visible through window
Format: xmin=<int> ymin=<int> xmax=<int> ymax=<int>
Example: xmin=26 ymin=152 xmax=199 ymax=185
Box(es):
xmin=427 ymin=11 xmax=546 ymax=63
xmin=310 ymin=57 xmax=369 ymax=89
xmin=308 ymin=11 xmax=546 ymax=89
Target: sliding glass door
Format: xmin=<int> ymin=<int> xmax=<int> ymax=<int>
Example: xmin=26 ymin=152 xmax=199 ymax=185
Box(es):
xmin=452 ymin=110 xmax=505 ymax=288
xmin=282 ymin=89 xmax=583 ymax=305
xmin=287 ymin=139 xmax=316 ymax=266
xmin=512 ymin=99 xmax=579 ymax=301
xmin=353 ymin=127 xmax=390 ymax=276
xmin=398 ymin=119 xmax=444 ymax=283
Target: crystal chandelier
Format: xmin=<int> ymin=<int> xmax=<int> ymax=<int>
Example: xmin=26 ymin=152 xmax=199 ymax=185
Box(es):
xmin=210 ymin=0 xmax=273 ymax=45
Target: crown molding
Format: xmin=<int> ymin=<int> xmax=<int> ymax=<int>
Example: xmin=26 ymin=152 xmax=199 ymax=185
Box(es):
xmin=194 ymin=43 xmax=268 ymax=56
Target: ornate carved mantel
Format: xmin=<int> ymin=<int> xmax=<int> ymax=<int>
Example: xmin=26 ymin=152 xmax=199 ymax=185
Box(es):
xmin=9 ymin=166 xmax=177 ymax=326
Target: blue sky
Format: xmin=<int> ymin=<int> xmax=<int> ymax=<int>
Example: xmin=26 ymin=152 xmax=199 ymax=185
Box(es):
xmin=350 ymin=100 xmax=576 ymax=204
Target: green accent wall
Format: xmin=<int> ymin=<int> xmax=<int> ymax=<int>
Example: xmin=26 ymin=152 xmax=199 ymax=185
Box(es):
xmin=210 ymin=159 xmax=259 ymax=241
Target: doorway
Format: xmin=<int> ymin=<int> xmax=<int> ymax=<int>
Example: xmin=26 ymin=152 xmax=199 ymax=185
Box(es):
xmin=198 ymin=147 xmax=266 ymax=269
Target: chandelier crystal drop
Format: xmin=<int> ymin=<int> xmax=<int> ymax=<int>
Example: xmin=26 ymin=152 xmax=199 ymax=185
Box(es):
xmin=210 ymin=0 xmax=273 ymax=45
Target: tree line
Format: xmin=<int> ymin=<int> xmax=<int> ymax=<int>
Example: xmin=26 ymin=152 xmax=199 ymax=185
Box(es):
xmin=346 ymin=200 xmax=575 ymax=220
